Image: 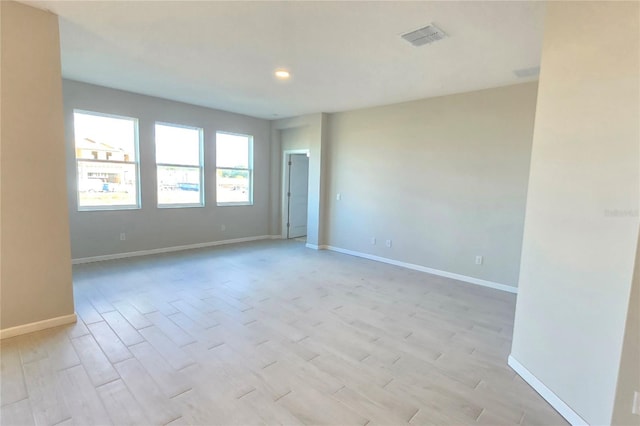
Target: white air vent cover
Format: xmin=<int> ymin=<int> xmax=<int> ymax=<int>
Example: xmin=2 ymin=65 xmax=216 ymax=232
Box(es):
xmin=401 ymin=24 xmax=448 ymax=47
xmin=513 ymin=66 xmax=540 ymax=78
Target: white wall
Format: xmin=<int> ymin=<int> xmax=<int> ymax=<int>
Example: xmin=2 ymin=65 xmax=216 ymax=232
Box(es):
xmin=324 ymin=83 xmax=538 ymax=288
xmin=511 ymin=2 xmax=639 ymax=424
xmin=63 ymin=80 xmax=272 ymax=259
xmin=612 ymin=231 xmax=640 ymax=425
xmin=1 ymin=2 xmax=74 ymax=330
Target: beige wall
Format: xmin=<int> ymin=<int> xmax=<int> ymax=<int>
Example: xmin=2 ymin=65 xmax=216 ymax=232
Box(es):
xmin=281 ymin=126 xmax=311 ymax=152
xmin=613 ymin=231 xmax=640 ymax=425
xmin=63 ymin=80 xmax=272 ymax=259
xmin=324 ymin=83 xmax=538 ymax=287
xmin=511 ymin=2 xmax=639 ymax=424
xmin=0 ymin=2 xmax=74 ymax=329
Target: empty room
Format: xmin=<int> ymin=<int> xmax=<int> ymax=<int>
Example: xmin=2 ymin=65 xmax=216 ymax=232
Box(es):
xmin=1 ymin=1 xmax=638 ymax=426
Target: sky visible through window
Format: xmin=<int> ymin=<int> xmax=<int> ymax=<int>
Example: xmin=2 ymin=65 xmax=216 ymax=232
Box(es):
xmin=155 ymin=124 xmax=200 ymax=165
xmin=217 ymin=132 xmax=249 ymax=168
xmin=74 ymin=112 xmax=136 ymax=157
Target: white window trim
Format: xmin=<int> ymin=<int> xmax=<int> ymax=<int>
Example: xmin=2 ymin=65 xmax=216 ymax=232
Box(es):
xmin=215 ymin=131 xmax=254 ymax=207
xmin=155 ymin=122 xmax=205 ymax=208
xmin=74 ymin=109 xmax=141 ymax=212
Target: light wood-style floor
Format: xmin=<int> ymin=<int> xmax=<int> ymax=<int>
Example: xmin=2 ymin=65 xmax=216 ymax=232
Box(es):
xmin=1 ymin=240 xmax=567 ymax=426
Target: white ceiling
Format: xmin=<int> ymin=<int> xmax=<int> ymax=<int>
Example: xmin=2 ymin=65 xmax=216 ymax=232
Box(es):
xmin=24 ymin=1 xmax=545 ymax=119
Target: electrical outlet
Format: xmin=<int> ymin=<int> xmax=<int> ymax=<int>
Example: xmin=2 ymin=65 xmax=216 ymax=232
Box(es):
xmin=120 ymin=233 xmax=126 ymax=241
xmin=385 ymin=239 xmax=392 ymax=248
xmin=633 ymin=391 xmax=640 ymax=415
xmin=336 ymin=193 xmax=342 ymax=201
xmin=221 ymin=224 xmax=226 ymax=232
xmin=371 ymin=237 xmax=376 ymax=245
xmin=475 ymin=255 xmax=483 ymax=265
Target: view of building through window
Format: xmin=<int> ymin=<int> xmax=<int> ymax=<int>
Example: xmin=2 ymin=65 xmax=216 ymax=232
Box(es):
xmin=74 ymin=111 xmax=139 ymax=209
xmin=155 ymin=123 xmax=203 ymax=206
xmin=216 ymin=132 xmax=253 ymax=205
xmin=74 ymin=112 xmax=253 ymax=209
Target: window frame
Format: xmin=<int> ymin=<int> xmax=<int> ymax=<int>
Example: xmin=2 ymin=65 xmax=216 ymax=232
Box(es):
xmin=215 ymin=131 xmax=254 ymax=207
xmin=73 ymin=109 xmax=141 ymax=212
xmin=155 ymin=122 xmax=205 ymax=209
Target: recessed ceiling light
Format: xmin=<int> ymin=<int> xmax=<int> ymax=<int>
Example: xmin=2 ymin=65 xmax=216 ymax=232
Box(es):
xmin=275 ymin=69 xmax=291 ymax=79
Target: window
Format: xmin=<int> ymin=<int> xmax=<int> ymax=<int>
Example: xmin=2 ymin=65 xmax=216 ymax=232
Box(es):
xmin=216 ymin=132 xmax=253 ymax=205
xmin=73 ymin=111 xmax=139 ymax=210
xmin=155 ymin=123 xmax=204 ymax=207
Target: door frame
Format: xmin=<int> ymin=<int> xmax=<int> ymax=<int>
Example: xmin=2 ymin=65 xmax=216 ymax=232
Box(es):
xmin=281 ymin=149 xmax=310 ymax=239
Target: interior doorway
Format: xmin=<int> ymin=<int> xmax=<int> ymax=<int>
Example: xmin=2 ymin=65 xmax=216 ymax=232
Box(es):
xmin=282 ymin=150 xmax=309 ymax=240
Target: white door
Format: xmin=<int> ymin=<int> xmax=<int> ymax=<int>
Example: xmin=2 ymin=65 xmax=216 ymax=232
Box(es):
xmin=287 ymin=154 xmax=309 ymax=239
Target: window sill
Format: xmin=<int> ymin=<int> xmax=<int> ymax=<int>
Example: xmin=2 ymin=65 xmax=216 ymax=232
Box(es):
xmin=158 ymin=203 xmax=205 ymax=209
xmin=216 ymin=202 xmax=253 ymax=207
xmin=78 ymin=205 xmax=141 ymax=212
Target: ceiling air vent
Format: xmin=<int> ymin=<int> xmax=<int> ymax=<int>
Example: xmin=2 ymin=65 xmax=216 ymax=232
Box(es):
xmin=401 ymin=24 xmax=448 ymax=47
xmin=513 ymin=66 xmax=540 ymax=78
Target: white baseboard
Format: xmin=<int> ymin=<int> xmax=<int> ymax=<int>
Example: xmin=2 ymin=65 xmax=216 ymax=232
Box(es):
xmin=508 ymin=355 xmax=588 ymax=425
xmin=0 ymin=313 xmax=77 ymax=340
xmin=305 ymin=243 xmax=320 ymax=250
xmin=73 ymin=235 xmax=277 ymax=264
xmin=321 ymin=245 xmax=517 ymax=294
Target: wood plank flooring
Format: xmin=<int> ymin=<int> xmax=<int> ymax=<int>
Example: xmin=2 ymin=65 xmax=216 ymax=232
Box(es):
xmin=0 ymin=240 xmax=567 ymax=425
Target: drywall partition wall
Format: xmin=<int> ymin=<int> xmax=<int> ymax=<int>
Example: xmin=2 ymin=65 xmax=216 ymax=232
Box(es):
xmin=510 ymin=2 xmax=639 ymax=425
xmin=282 ymin=126 xmax=311 ymax=152
xmin=63 ymin=80 xmax=271 ymax=259
xmin=0 ymin=2 xmax=75 ymax=332
xmin=270 ymin=113 xmax=327 ymax=247
xmin=324 ymin=82 xmax=538 ymax=288
xmin=612 ymin=231 xmax=639 ymax=425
